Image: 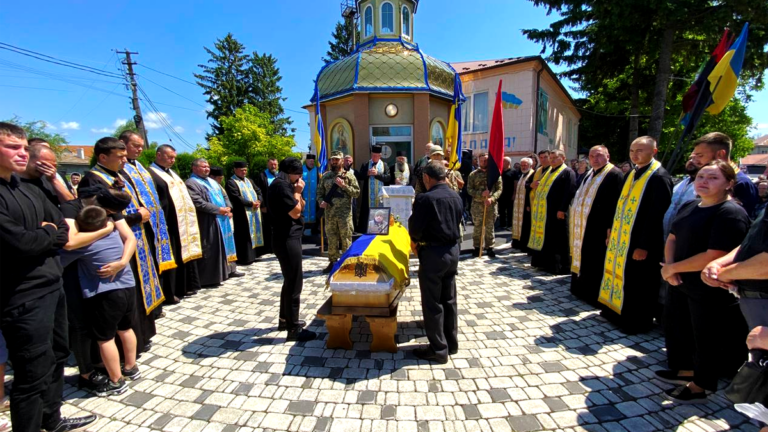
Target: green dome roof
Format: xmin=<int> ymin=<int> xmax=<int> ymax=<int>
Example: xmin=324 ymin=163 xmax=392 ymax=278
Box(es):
xmin=313 ymin=40 xmax=456 ymax=102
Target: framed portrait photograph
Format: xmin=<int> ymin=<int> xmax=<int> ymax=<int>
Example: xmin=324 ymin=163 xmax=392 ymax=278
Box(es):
xmin=367 ymin=207 xmax=390 ymax=236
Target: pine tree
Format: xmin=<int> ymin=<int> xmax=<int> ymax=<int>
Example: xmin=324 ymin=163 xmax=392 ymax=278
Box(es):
xmin=323 ymin=18 xmax=358 ymax=64
xmin=248 ymin=52 xmax=294 ymax=136
xmin=194 ymin=33 xmax=251 ymax=137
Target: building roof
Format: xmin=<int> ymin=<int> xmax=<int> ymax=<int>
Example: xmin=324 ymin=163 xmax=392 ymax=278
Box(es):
xmin=60 ymin=145 xmax=94 ymax=158
xmin=739 ymin=154 xmax=768 ymax=165
xmin=58 ymin=153 xmax=91 ymax=166
xmin=313 ymin=39 xmax=456 ymax=103
xmin=755 ymin=134 xmax=768 ymax=146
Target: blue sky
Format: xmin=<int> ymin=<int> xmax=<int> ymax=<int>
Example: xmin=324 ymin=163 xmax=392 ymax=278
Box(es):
xmin=2 ymin=0 xmax=766 ymax=152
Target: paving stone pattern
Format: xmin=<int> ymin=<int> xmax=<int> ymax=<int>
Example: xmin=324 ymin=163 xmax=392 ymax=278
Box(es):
xmin=29 ymin=246 xmax=762 ymax=431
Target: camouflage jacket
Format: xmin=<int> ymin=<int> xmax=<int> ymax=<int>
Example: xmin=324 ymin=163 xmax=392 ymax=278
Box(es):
xmin=415 ymin=168 xmax=462 ymax=194
xmin=467 ymin=169 xmax=502 ymax=203
xmin=317 ymin=169 xmax=360 ymax=218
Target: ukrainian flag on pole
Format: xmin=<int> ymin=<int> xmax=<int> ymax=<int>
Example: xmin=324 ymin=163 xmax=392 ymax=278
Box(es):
xmin=447 ymin=73 xmax=465 ymax=170
xmin=707 ymin=22 xmax=749 ymax=115
xmin=314 ymin=83 xmax=328 ymax=174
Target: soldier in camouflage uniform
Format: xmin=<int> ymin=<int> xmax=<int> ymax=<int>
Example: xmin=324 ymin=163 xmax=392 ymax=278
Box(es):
xmin=318 ymin=150 xmax=360 ymax=273
xmin=467 ymin=152 xmax=502 ymax=258
xmin=415 ymin=146 xmax=449 ymax=195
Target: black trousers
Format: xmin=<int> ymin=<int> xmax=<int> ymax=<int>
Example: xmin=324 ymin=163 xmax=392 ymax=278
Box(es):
xmin=498 ymin=196 xmax=513 ymax=227
xmin=664 ymin=286 xmax=747 ymax=391
xmin=63 ymin=266 xmax=93 ymax=376
xmin=417 ymin=244 xmax=459 ymax=359
xmin=274 ymin=235 xmax=303 ymax=328
xmin=1 ymin=287 xmax=68 ymax=432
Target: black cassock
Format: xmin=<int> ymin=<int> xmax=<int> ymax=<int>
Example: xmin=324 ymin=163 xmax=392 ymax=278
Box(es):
xmin=225 ymin=176 xmax=263 ymax=265
xmin=78 ymin=169 xmax=156 ymax=352
xmin=355 ymin=162 xmax=391 ymax=232
xmin=601 ymin=164 xmax=673 ymax=333
xmin=512 ymin=172 xmax=535 ymax=251
xmin=185 ymin=178 xmax=230 ymax=287
xmin=530 ymin=166 xmax=577 ymax=274
xmin=255 ymin=171 xmax=275 ymax=255
xmin=148 ymin=168 xmax=201 ymax=301
xmin=570 ymin=165 xmax=624 ymax=305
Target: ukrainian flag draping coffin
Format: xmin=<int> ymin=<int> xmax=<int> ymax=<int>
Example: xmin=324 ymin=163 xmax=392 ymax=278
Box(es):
xmin=327 ymin=220 xmax=411 ymax=308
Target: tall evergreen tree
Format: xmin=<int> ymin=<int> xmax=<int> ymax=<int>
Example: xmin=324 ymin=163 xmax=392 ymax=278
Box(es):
xmin=248 ymin=52 xmax=294 ymax=136
xmin=194 ymin=33 xmax=251 ymax=137
xmin=323 ymin=18 xmax=358 ymax=64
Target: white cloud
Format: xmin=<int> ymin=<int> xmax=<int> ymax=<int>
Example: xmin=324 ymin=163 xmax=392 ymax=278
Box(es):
xmin=195 ymin=129 xmax=204 ymax=134
xmin=144 ymin=112 xmax=170 ymax=130
xmin=60 ymin=121 xmax=80 ymax=130
xmin=113 ymin=118 xmax=128 ymax=128
xmin=755 ymin=123 xmax=768 ymax=130
xmin=90 ymin=127 xmax=112 ymax=133
xmin=174 ymin=126 xmax=185 ymax=133
xmin=43 ymin=121 xmax=57 ymax=131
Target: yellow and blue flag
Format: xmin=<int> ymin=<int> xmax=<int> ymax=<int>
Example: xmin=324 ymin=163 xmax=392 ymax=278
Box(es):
xmin=327 ymin=222 xmax=411 ymax=289
xmin=447 ymin=73 xmax=465 ymax=170
xmin=314 ymin=84 xmax=328 ymax=174
xmin=707 ymin=23 xmax=749 ymax=115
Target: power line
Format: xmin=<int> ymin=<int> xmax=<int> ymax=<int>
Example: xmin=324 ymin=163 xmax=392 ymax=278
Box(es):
xmin=0 ymin=84 xmax=76 ymax=92
xmin=137 ymin=64 xmax=197 ymax=86
xmin=137 ymin=74 xmax=206 ymax=108
xmin=137 ymin=83 xmax=195 ymax=151
xmin=0 ymin=43 xmax=123 ymax=79
xmin=56 ymin=52 xmax=118 ymax=124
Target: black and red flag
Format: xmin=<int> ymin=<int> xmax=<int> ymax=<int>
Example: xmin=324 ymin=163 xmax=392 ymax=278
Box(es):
xmin=486 ymin=80 xmax=505 ymax=190
xmin=680 ymin=30 xmax=732 ymax=131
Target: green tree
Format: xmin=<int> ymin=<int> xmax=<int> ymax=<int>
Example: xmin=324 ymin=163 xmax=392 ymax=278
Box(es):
xmin=111 ymin=119 xmax=160 ymax=167
xmin=3 ymin=115 xmax=68 ymax=152
xmin=248 ymin=52 xmax=294 ymax=136
xmin=202 ymin=104 xmax=297 ymax=174
xmin=323 ymin=18 xmax=359 ymax=64
xmin=112 ymin=119 xmax=138 ymax=139
xmin=195 ymin=33 xmax=251 ymax=137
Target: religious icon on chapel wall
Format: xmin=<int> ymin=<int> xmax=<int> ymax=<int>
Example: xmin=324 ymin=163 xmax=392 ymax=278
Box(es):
xmin=329 ymin=118 xmax=353 ymax=160
xmin=367 ymin=207 xmax=390 ymax=236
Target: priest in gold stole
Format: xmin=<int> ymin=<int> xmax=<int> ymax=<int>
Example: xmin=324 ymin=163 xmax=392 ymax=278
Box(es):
xmin=527 ymin=149 xmax=577 ymax=274
xmin=569 ymin=146 xmax=623 ymax=305
xmin=599 ymin=137 xmax=673 ymax=333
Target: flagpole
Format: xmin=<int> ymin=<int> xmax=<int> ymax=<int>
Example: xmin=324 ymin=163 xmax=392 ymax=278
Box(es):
xmin=320 ymin=217 xmax=324 ymax=253
xmin=666 ymin=75 xmax=723 ymax=170
xmin=479 ymin=205 xmax=487 ymax=257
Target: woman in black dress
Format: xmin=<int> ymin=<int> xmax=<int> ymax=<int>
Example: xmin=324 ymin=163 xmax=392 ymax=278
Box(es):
xmin=657 ymin=160 xmax=750 ymax=403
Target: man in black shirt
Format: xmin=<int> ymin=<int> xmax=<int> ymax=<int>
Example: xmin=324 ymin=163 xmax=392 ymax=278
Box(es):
xmin=0 ymin=122 xmax=96 ymax=432
xmin=409 ymin=161 xmax=463 ymax=364
xmin=498 ymin=157 xmax=516 ymax=229
xmin=19 ymin=144 xmax=74 ymax=206
xmin=269 ymin=157 xmax=316 ymax=342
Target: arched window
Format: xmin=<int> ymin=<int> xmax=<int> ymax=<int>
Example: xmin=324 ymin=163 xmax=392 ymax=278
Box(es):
xmin=431 ymin=119 xmax=446 ymax=148
xmin=364 ymin=5 xmax=373 ymax=38
xmin=402 ymin=6 xmax=411 ymax=39
xmin=381 ymin=2 xmax=394 ymax=34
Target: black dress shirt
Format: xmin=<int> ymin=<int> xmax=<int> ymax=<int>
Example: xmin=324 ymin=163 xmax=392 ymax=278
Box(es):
xmin=409 ymin=183 xmax=462 ymax=245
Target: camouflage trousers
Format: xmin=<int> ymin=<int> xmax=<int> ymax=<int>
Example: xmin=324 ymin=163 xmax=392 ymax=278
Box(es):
xmin=471 ymin=201 xmax=497 ymax=248
xmin=326 ymin=214 xmax=354 ymax=262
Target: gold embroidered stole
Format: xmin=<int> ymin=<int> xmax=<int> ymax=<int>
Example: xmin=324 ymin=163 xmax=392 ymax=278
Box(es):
xmin=527 ymin=164 xmax=566 ymax=251
xmin=599 ymin=160 xmax=661 ymax=313
xmin=569 ymin=163 xmax=614 ymax=275
xmin=512 ymin=170 xmax=534 ymax=240
xmin=149 ymin=164 xmax=203 ymax=263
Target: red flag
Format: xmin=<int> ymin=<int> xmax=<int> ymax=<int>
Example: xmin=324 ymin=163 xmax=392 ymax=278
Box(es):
xmin=486 ymin=79 xmax=505 ymax=190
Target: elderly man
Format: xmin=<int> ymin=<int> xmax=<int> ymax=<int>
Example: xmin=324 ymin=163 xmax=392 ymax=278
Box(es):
xmin=512 ymin=157 xmax=535 ymax=251
xmin=226 ymin=161 xmax=264 ymax=266
xmin=149 ymin=145 xmax=202 ymax=302
xmin=356 ymin=145 xmax=391 ymax=231
xmin=409 ymin=161 xmax=463 ymax=363
xmin=569 ymin=146 xmax=624 ymax=304
xmin=416 ymin=146 xmax=447 ymax=194
xmin=318 ymin=151 xmax=359 ymax=273
xmin=18 ymin=144 xmax=74 ymax=206
xmin=498 ymin=157 xmax=517 ymax=229
xmin=390 ymin=151 xmax=414 ymax=186
xmin=415 ymin=142 xmax=434 ymax=171
xmin=468 ymin=152 xmax=503 ymax=258
xmin=186 ymin=158 xmax=241 ymax=287
xmin=599 ymin=136 xmax=673 ymax=334
xmin=528 ymin=149 xmax=577 ymax=274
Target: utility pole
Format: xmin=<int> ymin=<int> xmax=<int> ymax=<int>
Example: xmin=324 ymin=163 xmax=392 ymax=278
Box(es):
xmin=117 ymin=50 xmax=149 ymax=144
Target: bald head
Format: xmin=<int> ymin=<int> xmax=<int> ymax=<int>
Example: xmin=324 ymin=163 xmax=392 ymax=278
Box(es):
xmin=588 ymin=145 xmax=610 ymax=170
xmin=24 ymin=145 xmax=57 ymax=179
xmin=629 ymin=136 xmax=658 ymax=167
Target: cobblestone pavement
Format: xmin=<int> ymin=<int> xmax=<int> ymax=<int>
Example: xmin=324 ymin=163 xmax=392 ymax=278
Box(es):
xmin=46 ymin=244 xmax=759 ymax=431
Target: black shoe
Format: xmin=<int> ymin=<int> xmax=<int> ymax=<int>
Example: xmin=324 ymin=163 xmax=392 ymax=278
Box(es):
xmin=45 ymin=415 xmax=98 ymax=432
xmin=229 ymin=271 xmax=246 ymax=278
xmin=187 ymin=290 xmax=199 ymax=296
xmin=287 ymin=328 xmax=317 ymax=342
xmin=472 ymin=248 xmax=480 ymax=258
xmin=486 ymin=249 xmax=496 ymax=258
xmin=655 ymin=370 xmax=693 ymax=386
xmin=322 ymin=262 xmax=336 ymax=274
xmin=95 ymin=378 xmax=128 ymax=396
xmin=278 ymin=319 xmax=306 ymax=331
xmin=122 ymin=364 xmax=141 ymax=381
xmin=413 ymin=347 xmax=448 ymax=364
xmin=78 ymin=371 xmax=108 ymax=390
xmin=449 ymin=347 xmax=459 ymax=355
xmin=158 ymin=311 xmax=167 ymax=318
xmin=664 ymin=385 xmax=708 ymax=404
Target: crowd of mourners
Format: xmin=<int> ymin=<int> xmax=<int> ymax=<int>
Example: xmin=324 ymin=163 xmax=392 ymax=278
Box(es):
xmin=1 ymin=119 xmax=768 ymax=431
